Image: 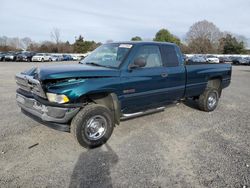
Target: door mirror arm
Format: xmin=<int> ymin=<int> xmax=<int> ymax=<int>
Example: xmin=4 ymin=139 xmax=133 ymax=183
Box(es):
xmin=128 ymin=63 xmax=139 ymax=71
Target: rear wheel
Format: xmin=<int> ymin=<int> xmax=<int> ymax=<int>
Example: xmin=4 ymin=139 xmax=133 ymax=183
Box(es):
xmin=71 ymin=104 xmax=114 ymax=148
xmin=198 ymin=88 xmax=219 ymax=112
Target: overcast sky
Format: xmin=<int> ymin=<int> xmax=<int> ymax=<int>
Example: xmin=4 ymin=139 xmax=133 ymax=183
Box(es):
xmin=0 ymin=0 xmax=250 ymax=43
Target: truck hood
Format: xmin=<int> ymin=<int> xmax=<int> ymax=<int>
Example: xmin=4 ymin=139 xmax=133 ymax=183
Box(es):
xmin=36 ymin=64 xmax=120 ymax=81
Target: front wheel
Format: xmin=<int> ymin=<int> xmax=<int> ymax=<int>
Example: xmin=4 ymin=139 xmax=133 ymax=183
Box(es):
xmin=198 ymin=88 xmax=219 ymax=112
xmin=71 ymin=104 xmax=114 ymax=148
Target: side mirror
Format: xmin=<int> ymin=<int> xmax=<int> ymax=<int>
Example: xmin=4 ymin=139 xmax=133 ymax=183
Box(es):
xmin=129 ymin=57 xmax=146 ymax=69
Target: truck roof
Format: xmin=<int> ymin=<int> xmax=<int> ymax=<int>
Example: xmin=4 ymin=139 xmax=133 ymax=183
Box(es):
xmin=108 ymin=41 xmax=177 ymax=46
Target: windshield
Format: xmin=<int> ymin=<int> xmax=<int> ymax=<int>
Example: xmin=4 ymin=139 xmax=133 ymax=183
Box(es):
xmin=80 ymin=43 xmax=132 ymax=68
xmin=207 ymin=55 xmax=215 ymax=58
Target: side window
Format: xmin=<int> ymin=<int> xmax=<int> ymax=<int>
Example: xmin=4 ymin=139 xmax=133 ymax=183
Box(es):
xmin=162 ymin=45 xmax=179 ymax=67
xmin=133 ymin=45 xmax=163 ymax=68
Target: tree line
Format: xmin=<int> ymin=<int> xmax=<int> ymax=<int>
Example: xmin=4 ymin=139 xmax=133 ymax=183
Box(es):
xmin=0 ymin=28 xmax=101 ymax=54
xmin=0 ymin=34 xmax=101 ymax=54
xmin=132 ymin=20 xmax=247 ymax=54
xmin=0 ymin=20 xmax=248 ymax=54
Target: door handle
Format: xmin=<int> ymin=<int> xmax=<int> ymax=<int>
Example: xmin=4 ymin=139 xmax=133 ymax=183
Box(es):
xmin=161 ymin=73 xmax=168 ymax=78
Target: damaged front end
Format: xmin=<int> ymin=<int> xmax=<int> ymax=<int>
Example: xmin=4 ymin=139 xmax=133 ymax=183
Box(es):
xmin=15 ymin=69 xmax=81 ymax=132
xmin=15 ymin=64 xmax=119 ymax=131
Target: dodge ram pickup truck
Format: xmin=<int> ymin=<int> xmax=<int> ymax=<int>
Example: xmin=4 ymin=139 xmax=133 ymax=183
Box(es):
xmin=15 ymin=42 xmax=232 ymax=148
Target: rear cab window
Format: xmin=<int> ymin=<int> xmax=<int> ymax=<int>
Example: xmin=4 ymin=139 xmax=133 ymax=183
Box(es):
xmin=161 ymin=45 xmax=180 ymax=67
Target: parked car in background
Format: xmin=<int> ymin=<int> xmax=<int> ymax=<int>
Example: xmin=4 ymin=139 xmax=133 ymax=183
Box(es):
xmin=62 ymin=54 xmax=73 ymax=61
xmin=244 ymin=57 xmax=250 ymax=65
xmin=183 ymin=54 xmax=188 ymax=62
xmin=32 ymin=53 xmax=52 ymax=62
xmin=206 ymin=55 xmax=220 ymax=63
xmin=4 ymin=52 xmax=21 ymax=61
xmin=187 ymin=55 xmax=207 ymax=64
xmin=16 ymin=52 xmax=36 ymax=62
xmin=219 ymin=56 xmax=232 ymax=63
xmin=0 ymin=52 xmax=6 ymax=61
xmin=51 ymin=55 xmax=63 ymax=61
xmin=71 ymin=55 xmax=80 ymax=61
xmin=78 ymin=55 xmax=86 ymax=61
xmin=232 ymin=57 xmax=248 ymax=65
xmin=3 ymin=52 xmax=14 ymax=61
xmin=231 ymin=57 xmax=240 ymax=65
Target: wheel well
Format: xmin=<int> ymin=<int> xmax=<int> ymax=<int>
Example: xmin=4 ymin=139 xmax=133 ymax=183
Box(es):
xmin=85 ymin=92 xmax=121 ymax=125
xmin=207 ymin=78 xmax=222 ymax=96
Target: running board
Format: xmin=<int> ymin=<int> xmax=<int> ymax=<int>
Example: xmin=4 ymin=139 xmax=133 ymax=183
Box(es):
xmin=121 ymin=107 xmax=165 ymax=120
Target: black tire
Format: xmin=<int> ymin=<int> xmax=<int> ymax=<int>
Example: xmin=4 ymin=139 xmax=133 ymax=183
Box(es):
xmin=71 ymin=104 xmax=114 ymax=148
xmin=198 ymin=88 xmax=219 ymax=112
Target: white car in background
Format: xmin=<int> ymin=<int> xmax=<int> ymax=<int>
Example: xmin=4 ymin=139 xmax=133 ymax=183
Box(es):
xmin=71 ymin=55 xmax=80 ymax=61
xmin=206 ymin=55 xmax=220 ymax=63
xmin=32 ymin=53 xmax=52 ymax=62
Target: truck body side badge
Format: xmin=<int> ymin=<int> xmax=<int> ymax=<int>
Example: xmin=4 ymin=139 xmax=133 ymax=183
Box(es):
xmin=123 ymin=89 xmax=135 ymax=94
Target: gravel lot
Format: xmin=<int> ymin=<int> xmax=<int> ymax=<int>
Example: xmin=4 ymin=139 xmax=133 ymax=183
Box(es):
xmin=0 ymin=61 xmax=249 ymax=188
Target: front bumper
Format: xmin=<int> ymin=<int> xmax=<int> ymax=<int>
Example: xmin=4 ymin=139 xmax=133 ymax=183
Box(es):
xmin=31 ymin=58 xmax=41 ymax=61
xmin=16 ymin=93 xmax=80 ymax=132
xmin=16 ymin=57 xmax=28 ymax=61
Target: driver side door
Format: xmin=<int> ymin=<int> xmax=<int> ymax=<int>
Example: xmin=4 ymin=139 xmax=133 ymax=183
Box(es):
xmin=120 ymin=45 xmax=169 ymax=113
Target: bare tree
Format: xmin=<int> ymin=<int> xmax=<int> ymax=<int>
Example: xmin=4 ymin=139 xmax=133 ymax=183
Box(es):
xmin=186 ymin=20 xmax=222 ymax=43
xmin=9 ymin=37 xmax=21 ymax=49
xmin=50 ymin=28 xmax=61 ymax=44
xmin=186 ymin=20 xmax=223 ymax=53
xmin=20 ymin=37 xmax=32 ymax=50
xmin=187 ymin=37 xmax=214 ymax=54
xmin=0 ymin=36 xmax=8 ymax=46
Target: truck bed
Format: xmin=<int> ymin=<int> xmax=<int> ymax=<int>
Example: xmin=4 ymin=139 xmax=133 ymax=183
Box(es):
xmin=184 ymin=63 xmax=232 ymax=98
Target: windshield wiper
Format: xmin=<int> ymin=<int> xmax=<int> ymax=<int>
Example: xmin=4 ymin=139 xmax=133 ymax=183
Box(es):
xmin=85 ymin=62 xmax=104 ymax=67
xmin=85 ymin=62 xmax=115 ymax=69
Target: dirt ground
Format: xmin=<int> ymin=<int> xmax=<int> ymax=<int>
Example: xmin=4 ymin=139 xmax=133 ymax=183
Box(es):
xmin=0 ymin=61 xmax=249 ymax=187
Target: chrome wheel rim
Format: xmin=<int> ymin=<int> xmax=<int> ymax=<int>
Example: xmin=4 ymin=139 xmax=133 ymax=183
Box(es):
xmin=84 ymin=115 xmax=107 ymax=140
xmin=208 ymin=93 xmax=217 ymax=109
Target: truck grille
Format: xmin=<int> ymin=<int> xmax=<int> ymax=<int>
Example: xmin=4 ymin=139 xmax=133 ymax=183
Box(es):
xmin=15 ymin=73 xmax=47 ymax=99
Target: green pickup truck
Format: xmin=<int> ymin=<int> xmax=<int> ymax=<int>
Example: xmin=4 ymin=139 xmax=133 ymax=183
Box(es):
xmin=16 ymin=42 xmax=231 ymax=148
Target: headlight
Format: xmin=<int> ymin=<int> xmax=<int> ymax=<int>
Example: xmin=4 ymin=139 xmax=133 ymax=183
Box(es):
xmin=46 ymin=93 xmax=69 ymax=104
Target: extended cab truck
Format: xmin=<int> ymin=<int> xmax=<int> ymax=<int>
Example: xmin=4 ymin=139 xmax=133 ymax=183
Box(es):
xmin=15 ymin=42 xmax=232 ymax=148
